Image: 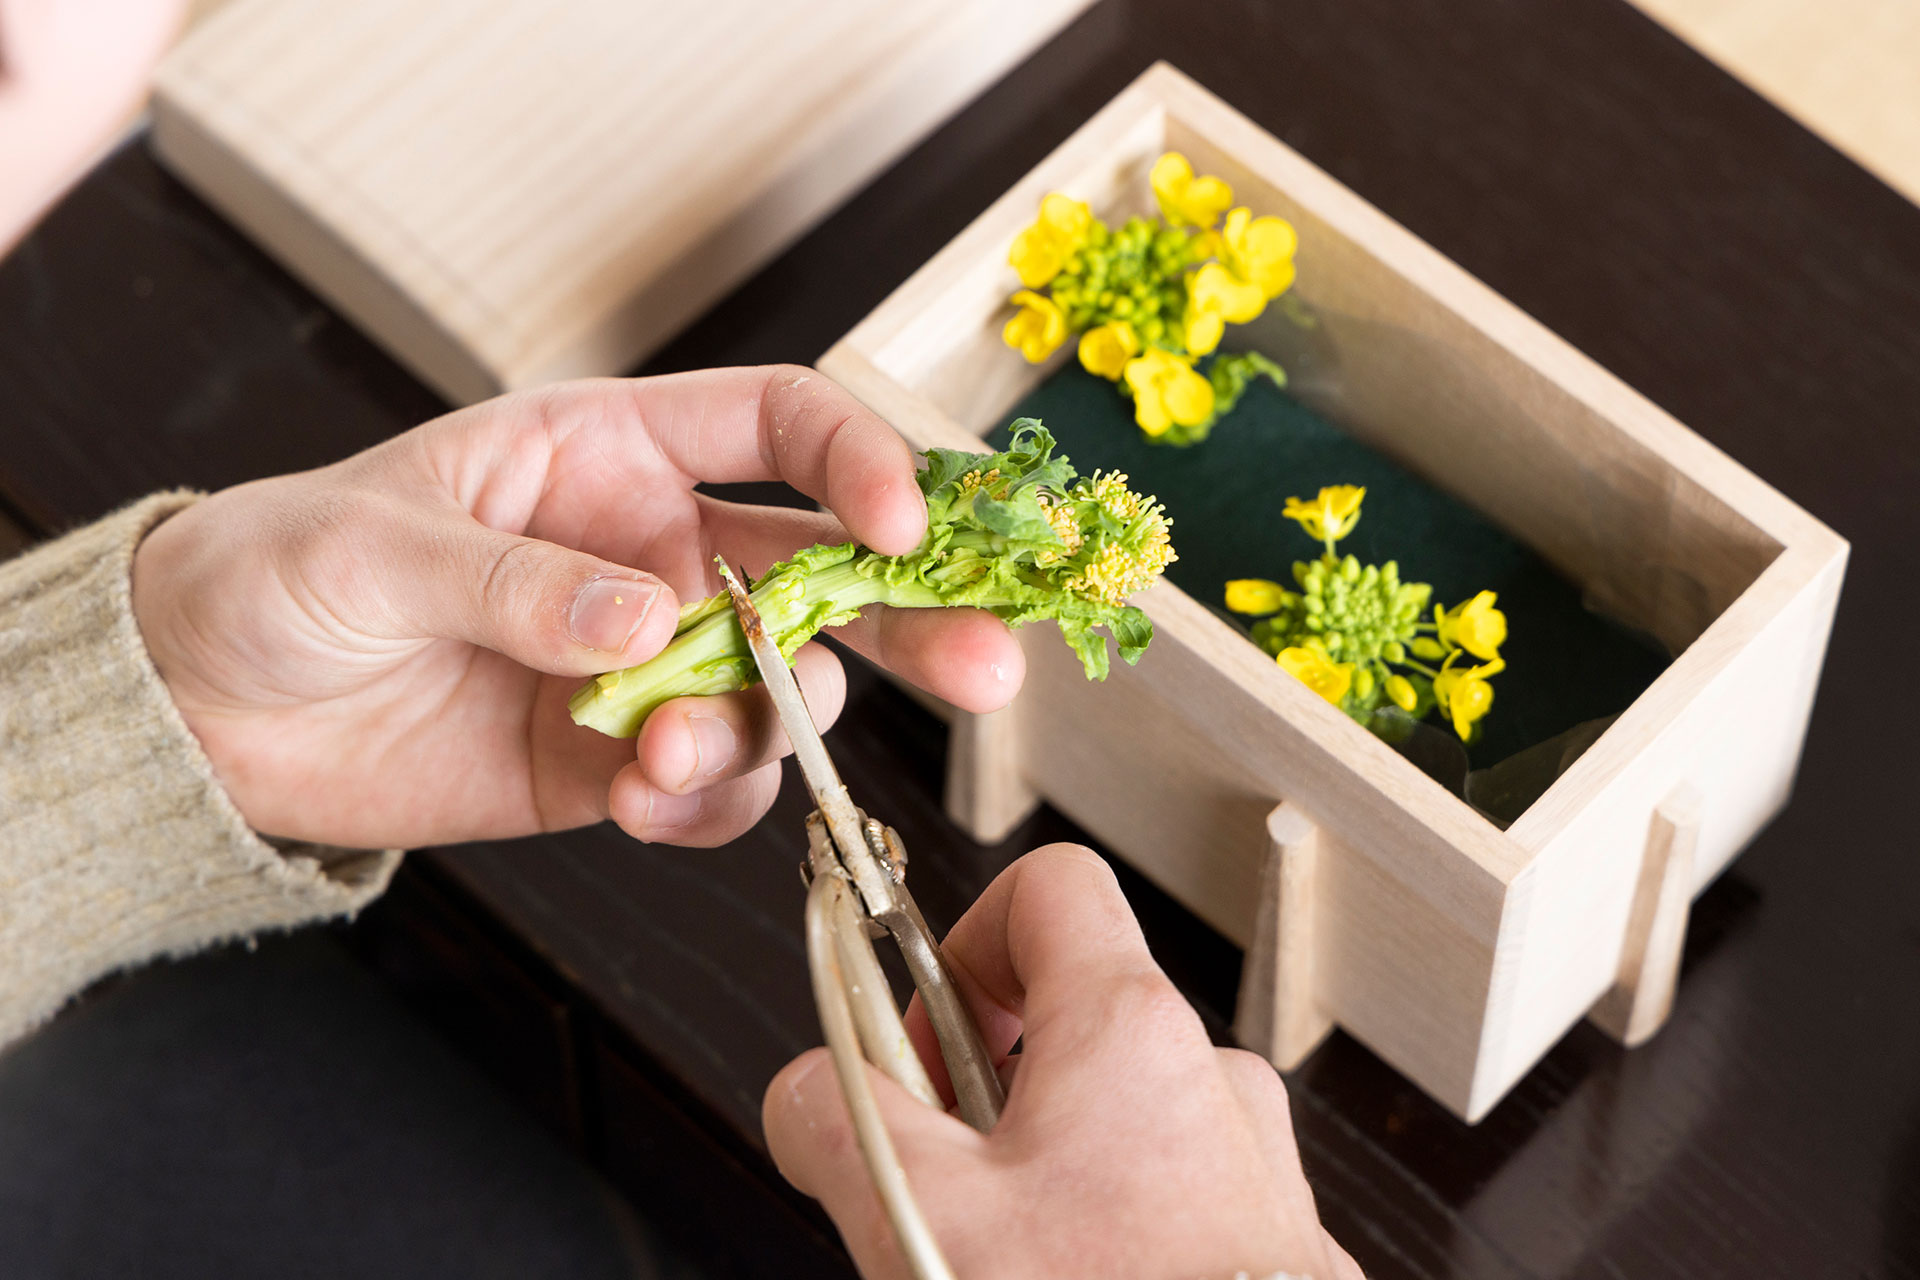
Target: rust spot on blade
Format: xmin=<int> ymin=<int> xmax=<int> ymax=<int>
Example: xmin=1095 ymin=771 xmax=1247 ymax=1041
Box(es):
xmin=715 ymin=557 xmax=766 ymax=640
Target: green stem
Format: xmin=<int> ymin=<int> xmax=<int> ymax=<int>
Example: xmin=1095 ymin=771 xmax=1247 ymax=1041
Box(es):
xmin=568 ymin=556 xmax=943 ymax=738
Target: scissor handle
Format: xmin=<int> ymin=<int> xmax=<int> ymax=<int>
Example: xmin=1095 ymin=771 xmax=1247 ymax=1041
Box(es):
xmin=806 ymin=868 xmax=956 ymax=1280
xmin=804 ymin=812 xmax=1005 ymax=1132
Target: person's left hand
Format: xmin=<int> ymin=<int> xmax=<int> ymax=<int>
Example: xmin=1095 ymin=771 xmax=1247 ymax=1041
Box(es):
xmin=131 ymin=366 xmax=1025 ymax=849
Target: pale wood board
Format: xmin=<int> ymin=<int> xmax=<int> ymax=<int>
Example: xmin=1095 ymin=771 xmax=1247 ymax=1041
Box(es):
xmin=150 ymin=0 xmax=1092 ymax=405
xmin=1233 ymin=802 xmax=1335 ymax=1070
xmin=819 ymin=64 xmax=1847 ymax=1120
xmin=1590 ymin=788 xmax=1700 ymax=1046
xmin=1631 ymin=0 xmax=1920 ymax=206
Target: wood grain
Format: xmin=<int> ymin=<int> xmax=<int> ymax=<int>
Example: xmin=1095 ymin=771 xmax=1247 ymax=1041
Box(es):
xmin=150 ymin=0 xmax=1091 ymax=403
xmin=1233 ymin=802 xmax=1334 ymax=1069
xmin=1589 ymin=787 xmax=1702 ymax=1045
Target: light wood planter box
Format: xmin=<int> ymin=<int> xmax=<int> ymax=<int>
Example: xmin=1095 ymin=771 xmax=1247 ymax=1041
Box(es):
xmin=819 ymin=64 xmax=1846 ymax=1121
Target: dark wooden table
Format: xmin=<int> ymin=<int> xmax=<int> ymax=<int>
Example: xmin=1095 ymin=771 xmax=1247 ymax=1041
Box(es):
xmin=6 ymin=2 xmax=1919 ymax=1276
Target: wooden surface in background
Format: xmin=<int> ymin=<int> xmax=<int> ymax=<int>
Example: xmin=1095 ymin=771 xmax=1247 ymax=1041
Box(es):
xmin=3 ymin=1 xmax=1919 ymax=1275
xmin=152 ymin=0 xmax=1090 ymax=403
xmin=1631 ymin=0 xmax=1920 ymax=204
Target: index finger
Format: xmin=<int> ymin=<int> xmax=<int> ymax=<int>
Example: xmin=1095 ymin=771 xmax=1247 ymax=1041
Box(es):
xmin=620 ymin=365 xmax=929 ymax=556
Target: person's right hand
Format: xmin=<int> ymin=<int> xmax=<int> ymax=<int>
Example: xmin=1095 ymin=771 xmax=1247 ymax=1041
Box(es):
xmin=763 ymin=844 xmax=1363 ymax=1279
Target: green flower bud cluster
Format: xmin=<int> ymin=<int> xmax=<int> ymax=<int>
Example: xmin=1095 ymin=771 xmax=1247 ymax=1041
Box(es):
xmin=1227 ymin=485 xmax=1512 ymax=743
xmin=1255 ymin=555 xmax=1431 ymax=666
xmin=1048 ymin=216 xmax=1198 ymax=345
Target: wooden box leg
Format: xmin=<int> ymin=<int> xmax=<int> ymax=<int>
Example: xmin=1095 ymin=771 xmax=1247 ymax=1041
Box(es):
xmin=943 ymin=704 xmax=1041 ymax=845
xmin=1234 ymin=801 xmax=1335 ymax=1070
xmin=1589 ymin=788 xmax=1703 ymax=1047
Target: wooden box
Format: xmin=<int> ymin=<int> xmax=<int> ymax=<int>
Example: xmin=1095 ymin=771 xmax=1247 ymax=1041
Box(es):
xmin=818 ymin=64 xmax=1847 ymax=1120
xmin=150 ymin=0 xmax=1092 ymax=405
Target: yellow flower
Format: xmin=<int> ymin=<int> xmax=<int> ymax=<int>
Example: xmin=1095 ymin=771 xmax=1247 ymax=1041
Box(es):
xmin=1003 ymin=290 xmax=1067 ymax=362
xmin=1281 ymin=485 xmax=1366 ymax=543
xmin=1190 ymin=260 xmax=1267 ymax=325
xmin=1277 ymin=646 xmax=1354 ymax=705
xmin=1184 ymin=307 xmax=1225 ymax=358
xmin=1078 ymin=320 xmax=1140 ymax=380
xmin=1008 ymin=193 xmax=1094 ymax=288
xmin=1179 ymin=262 xmax=1264 ymax=359
xmin=1436 ymin=590 xmax=1507 ymax=661
xmin=1384 ymin=674 xmax=1418 ymax=712
xmin=1220 ymin=207 xmax=1299 ymax=299
xmin=1225 ymin=578 xmax=1288 ymax=615
xmin=1150 ymin=152 xmax=1232 ymax=228
xmin=1433 ymin=656 xmax=1505 ymax=740
xmin=1122 ymin=348 xmax=1214 ymax=437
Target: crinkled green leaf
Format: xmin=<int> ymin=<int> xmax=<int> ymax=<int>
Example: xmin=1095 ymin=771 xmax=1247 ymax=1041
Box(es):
xmin=972 ymin=486 xmax=1061 ymax=545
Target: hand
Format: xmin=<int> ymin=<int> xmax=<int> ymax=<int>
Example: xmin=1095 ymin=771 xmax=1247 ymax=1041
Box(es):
xmin=131 ymin=367 xmax=1024 ymax=849
xmin=763 ymin=845 xmax=1363 ymax=1280
xmin=0 ymin=0 xmax=187 ymax=251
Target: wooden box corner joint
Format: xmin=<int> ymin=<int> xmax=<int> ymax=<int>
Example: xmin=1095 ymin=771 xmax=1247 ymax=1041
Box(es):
xmin=1589 ymin=787 xmax=1703 ymax=1047
xmin=1233 ymin=801 xmax=1335 ymax=1070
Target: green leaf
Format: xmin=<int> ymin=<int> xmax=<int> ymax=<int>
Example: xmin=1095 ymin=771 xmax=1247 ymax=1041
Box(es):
xmin=1110 ymin=606 xmax=1153 ymax=665
xmin=972 ymin=487 xmax=1061 ymax=545
xmin=918 ymin=446 xmax=988 ymax=498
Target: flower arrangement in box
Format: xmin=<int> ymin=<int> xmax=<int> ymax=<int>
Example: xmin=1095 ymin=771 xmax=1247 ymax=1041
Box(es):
xmin=1000 ymin=153 xmax=1294 ymax=445
xmin=1225 ymin=485 xmax=1510 ymax=745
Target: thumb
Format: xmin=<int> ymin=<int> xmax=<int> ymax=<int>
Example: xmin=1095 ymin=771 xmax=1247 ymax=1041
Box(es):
xmin=763 ymin=1048 xmax=982 ymax=1272
xmin=384 ymin=515 xmax=679 ymax=676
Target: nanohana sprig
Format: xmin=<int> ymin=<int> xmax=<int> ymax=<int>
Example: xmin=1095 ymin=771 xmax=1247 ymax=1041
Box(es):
xmin=1001 ymin=153 xmax=1297 ymax=446
xmin=570 ymin=422 xmax=1176 ymax=738
xmin=1225 ymin=486 xmax=1510 ymax=742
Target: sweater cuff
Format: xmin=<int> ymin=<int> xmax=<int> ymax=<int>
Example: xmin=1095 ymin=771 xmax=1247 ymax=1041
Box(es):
xmin=0 ymin=493 xmax=402 ymax=1044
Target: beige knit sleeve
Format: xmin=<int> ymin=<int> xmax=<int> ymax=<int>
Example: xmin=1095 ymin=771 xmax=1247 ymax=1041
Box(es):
xmin=0 ymin=493 xmax=402 ymax=1044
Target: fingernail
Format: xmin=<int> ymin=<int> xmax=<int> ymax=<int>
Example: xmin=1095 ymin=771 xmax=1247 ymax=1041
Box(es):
xmin=641 ymin=787 xmax=701 ymax=837
xmin=571 ymin=576 xmax=653 ymax=652
xmin=684 ymin=712 xmax=737 ymax=787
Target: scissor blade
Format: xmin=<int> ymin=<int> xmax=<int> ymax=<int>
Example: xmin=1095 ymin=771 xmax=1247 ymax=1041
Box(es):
xmin=716 ymin=559 xmax=849 ymax=811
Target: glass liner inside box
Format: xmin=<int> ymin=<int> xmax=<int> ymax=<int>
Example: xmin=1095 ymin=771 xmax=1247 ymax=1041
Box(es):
xmin=994 ymin=359 xmax=1673 ymax=818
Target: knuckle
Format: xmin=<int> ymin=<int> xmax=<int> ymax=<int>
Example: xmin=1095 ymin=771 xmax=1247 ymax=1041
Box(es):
xmin=478 ymin=537 xmax=552 ymax=618
xmin=1219 ymin=1047 xmax=1291 ymax=1104
xmin=1107 ymin=969 xmax=1204 ymax=1042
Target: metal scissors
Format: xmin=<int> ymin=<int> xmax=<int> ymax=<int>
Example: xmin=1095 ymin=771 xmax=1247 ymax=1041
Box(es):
xmin=718 ymin=561 xmax=1004 ymax=1280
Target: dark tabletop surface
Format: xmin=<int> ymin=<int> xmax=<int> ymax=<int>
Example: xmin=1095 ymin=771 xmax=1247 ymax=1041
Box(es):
xmin=5 ymin=1 xmax=1919 ymax=1276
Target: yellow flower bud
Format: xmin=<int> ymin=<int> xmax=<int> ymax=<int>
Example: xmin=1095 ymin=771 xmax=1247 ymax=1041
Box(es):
xmin=1003 ymin=290 xmax=1067 ymax=363
xmin=1352 ymin=666 xmax=1375 ymax=700
xmin=1276 ymin=646 xmax=1354 ymax=706
xmin=1433 ymin=656 xmax=1505 ymax=740
xmin=1122 ymin=349 xmax=1215 ymax=438
xmin=1225 ymin=578 xmax=1288 ymax=615
xmin=1150 ymin=152 xmax=1233 ymax=228
xmin=1077 ymin=321 xmax=1140 ymax=380
xmin=1385 ymin=674 xmax=1418 ymax=712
